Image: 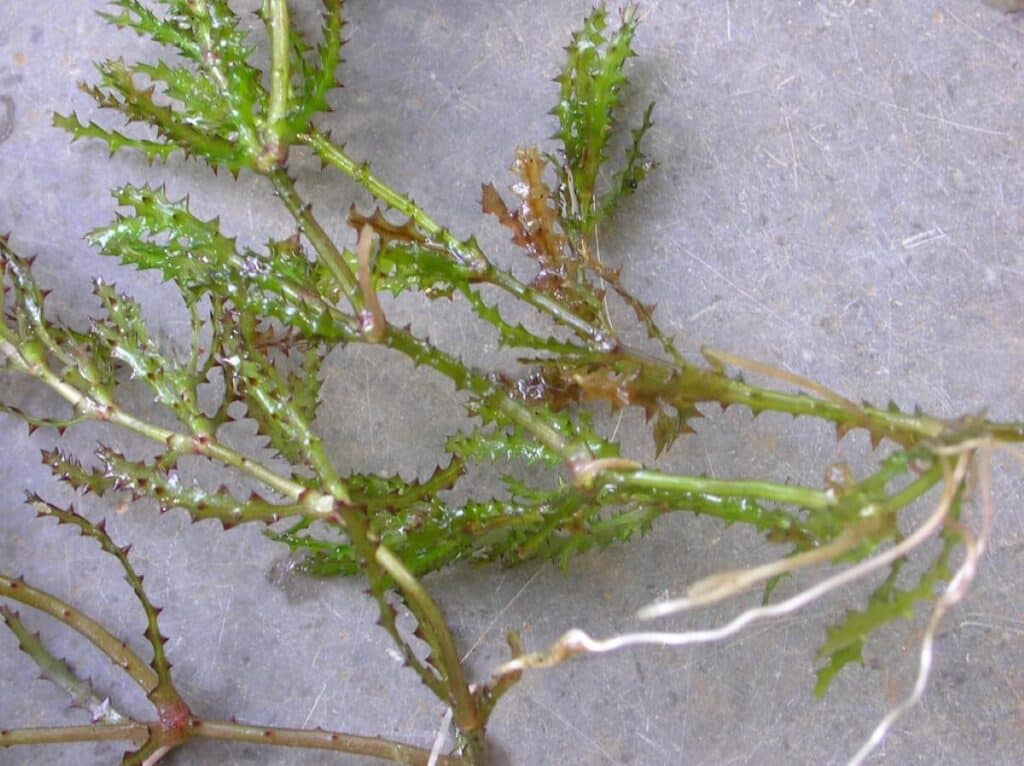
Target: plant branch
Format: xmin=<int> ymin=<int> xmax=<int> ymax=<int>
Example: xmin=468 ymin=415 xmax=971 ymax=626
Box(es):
xmin=299 ymin=130 xmax=1021 ymax=453
xmin=375 ymin=545 xmax=478 ymax=735
xmin=192 ymin=719 xmax=462 ymax=765
xmin=269 ymin=169 xmax=362 ymax=310
xmin=0 ymin=574 xmax=157 ymax=693
xmin=29 ymin=498 xmax=181 ymax=708
xmin=0 ymin=606 xmax=127 ymax=724
xmin=263 ymin=0 xmax=290 ymax=140
xmin=0 ymin=338 xmax=337 ymax=518
xmin=301 ymin=130 xmax=610 ymax=346
xmin=493 ymin=449 xmax=971 ymax=678
xmin=610 ymin=468 xmax=834 ymax=512
xmin=0 ymin=724 xmax=148 ymax=747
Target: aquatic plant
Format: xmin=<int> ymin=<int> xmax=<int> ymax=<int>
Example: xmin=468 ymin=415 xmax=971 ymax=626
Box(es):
xmin=1 ymin=2 xmax=1020 ymax=763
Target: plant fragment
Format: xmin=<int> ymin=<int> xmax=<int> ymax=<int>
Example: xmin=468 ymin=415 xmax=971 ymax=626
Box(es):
xmin=0 ymin=2 xmax=1021 ymax=765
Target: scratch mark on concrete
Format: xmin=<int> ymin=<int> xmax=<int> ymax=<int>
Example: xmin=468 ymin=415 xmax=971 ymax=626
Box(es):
xmin=844 ymin=7 xmax=863 ymax=70
xmin=301 ymin=681 xmax=328 ymax=728
xmin=682 ymin=247 xmax=792 ymax=328
xmin=901 ymin=227 xmax=947 ymax=250
xmin=532 ymin=694 xmax=621 ymax=764
xmin=461 ymin=562 xmax=547 ymax=662
xmin=782 ymin=108 xmax=799 ymax=193
xmin=943 ymin=5 xmax=1016 ymax=57
xmin=215 ymin=597 xmax=231 ymax=657
xmin=837 ymin=85 xmax=1010 ymax=138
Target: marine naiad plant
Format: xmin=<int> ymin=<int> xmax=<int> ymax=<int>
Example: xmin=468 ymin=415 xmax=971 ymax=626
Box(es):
xmin=1 ymin=2 xmax=1021 ymax=764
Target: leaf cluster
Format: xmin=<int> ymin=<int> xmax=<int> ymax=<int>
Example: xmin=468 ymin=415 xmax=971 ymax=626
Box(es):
xmin=2 ymin=4 xmax=1022 ymax=763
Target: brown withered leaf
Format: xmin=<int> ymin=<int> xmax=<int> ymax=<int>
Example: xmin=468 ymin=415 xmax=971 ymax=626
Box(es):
xmin=481 ymin=182 xmax=527 ymax=246
xmin=482 ymin=148 xmax=567 ymax=277
xmin=512 ymin=147 xmax=566 ymax=269
xmin=348 ymin=206 xmax=446 ymax=252
xmin=482 ymin=149 xmax=607 ymax=326
xmin=512 ymin=360 xmax=703 ymax=455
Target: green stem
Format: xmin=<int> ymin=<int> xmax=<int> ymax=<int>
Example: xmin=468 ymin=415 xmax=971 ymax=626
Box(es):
xmin=0 ymin=724 xmax=148 ymax=747
xmin=267 ymin=192 xmax=489 ymax=755
xmin=301 ymin=131 xmax=608 ymax=346
xmin=612 ymin=470 xmax=834 ymax=512
xmin=0 ymin=605 xmax=127 ymax=723
xmin=263 ymin=0 xmax=290 ymax=138
xmin=301 ymin=131 xmax=1019 ymax=449
xmin=334 ymin=501 xmax=486 ymax=752
xmin=0 ymin=338 xmax=336 ymax=516
xmin=484 ymin=266 xmax=613 ymax=347
xmin=30 ymin=499 xmax=181 ymax=707
xmin=375 ymin=546 xmax=481 ymax=740
xmin=192 ymin=719 xmax=461 ymax=765
xmin=270 ymin=170 xmax=362 ymax=311
xmin=299 ymin=132 xmax=483 ymax=265
xmin=699 ymin=370 xmax=945 ymax=444
xmin=879 ymin=462 xmax=944 ymax=514
xmin=0 ymin=574 xmax=158 ymax=693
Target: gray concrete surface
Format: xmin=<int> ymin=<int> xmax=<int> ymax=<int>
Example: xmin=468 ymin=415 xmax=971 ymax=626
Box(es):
xmin=1 ymin=1 xmax=1022 ymax=764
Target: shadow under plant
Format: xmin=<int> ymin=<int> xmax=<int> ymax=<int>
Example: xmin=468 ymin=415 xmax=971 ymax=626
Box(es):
xmin=1 ymin=2 xmax=1022 ymax=764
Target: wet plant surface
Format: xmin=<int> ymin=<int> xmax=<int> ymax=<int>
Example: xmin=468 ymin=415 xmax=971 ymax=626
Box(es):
xmin=1 ymin=2 xmax=1023 ymax=764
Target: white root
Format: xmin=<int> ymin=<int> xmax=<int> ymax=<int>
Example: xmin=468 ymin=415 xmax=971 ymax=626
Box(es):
xmin=493 ymin=438 xmax=1008 ymax=766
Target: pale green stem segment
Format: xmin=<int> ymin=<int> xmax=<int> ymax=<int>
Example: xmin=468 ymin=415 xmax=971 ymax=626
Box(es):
xmin=0 ymin=339 xmax=342 ymax=513
xmin=270 ymin=170 xmax=362 ymax=312
xmin=0 ymin=605 xmax=127 ymax=723
xmin=264 ymin=0 xmax=290 ymax=137
xmin=0 ymin=724 xmax=148 ymax=747
xmin=192 ymin=719 xmax=461 ymax=765
xmin=0 ymin=574 xmax=158 ymax=693
xmin=376 ymin=545 xmax=479 ymax=732
xmin=614 ymin=470 xmax=834 ymax=512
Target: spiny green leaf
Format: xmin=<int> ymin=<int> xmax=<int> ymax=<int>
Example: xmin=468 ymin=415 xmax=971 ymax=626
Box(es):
xmin=99 ymin=1 xmax=202 ymax=62
xmin=369 ymin=237 xmax=584 ymax=354
xmin=349 ymin=460 xmax=465 ymax=511
xmin=53 ymin=112 xmax=177 ymax=162
xmin=463 ymin=295 xmax=579 ymax=354
xmin=447 ymin=426 xmax=559 ymax=467
xmin=91 ymin=279 xmax=209 ymax=433
xmin=553 ymin=3 xmax=640 ymax=233
xmin=0 ymin=402 xmax=84 ymax=437
xmin=0 ymin=242 xmax=118 ymax=398
xmin=88 ymin=185 xmax=353 ymax=343
xmin=626 ymin=481 xmax=819 ymax=549
xmin=214 ymin=309 xmax=325 ymax=470
xmin=289 ymin=344 xmax=327 ymax=427
xmin=467 ymin=392 xmax=620 ymax=464
xmin=193 ymin=0 xmax=266 ymax=124
xmin=371 ymin=243 xmax=466 ymax=299
xmin=814 ymin=534 xmax=955 ymax=697
xmin=285 ymin=0 xmax=345 ymax=135
xmin=82 ymin=58 xmax=247 ymax=171
xmin=97 ymin=446 xmax=299 ymax=528
xmin=41 ymin=448 xmax=115 ymax=496
xmin=813 ymin=644 xmax=863 ymax=697
xmin=132 ymin=60 xmax=232 ymax=133
xmin=597 ymin=100 xmax=656 ymax=225
xmin=90 ymin=1 xmax=264 ymax=166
